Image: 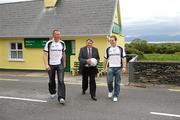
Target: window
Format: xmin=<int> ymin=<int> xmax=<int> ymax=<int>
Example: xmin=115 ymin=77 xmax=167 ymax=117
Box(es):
xmin=9 ymin=42 xmax=23 ymax=60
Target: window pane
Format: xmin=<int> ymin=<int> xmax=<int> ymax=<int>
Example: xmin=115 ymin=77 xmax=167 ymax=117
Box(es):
xmin=18 ymin=43 xmax=22 ymax=49
xmin=11 ymin=43 xmax=16 ymax=49
xmin=11 ymin=51 xmax=17 ymax=58
xmin=18 ymin=51 xmax=23 ymax=59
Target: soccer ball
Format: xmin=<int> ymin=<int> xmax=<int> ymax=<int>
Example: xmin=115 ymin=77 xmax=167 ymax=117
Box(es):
xmin=90 ymin=58 xmax=97 ymax=66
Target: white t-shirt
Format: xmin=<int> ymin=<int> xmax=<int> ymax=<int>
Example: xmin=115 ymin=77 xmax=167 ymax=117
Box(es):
xmin=104 ymin=46 xmax=126 ymax=67
xmin=44 ymin=39 xmax=66 ymax=65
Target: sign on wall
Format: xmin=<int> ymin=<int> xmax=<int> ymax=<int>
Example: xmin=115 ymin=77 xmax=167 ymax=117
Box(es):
xmin=24 ymin=38 xmax=49 ymax=48
xmin=112 ymin=23 xmax=121 ymax=34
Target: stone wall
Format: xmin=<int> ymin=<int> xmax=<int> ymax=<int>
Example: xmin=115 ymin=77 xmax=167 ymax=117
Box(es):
xmin=129 ymin=61 xmax=180 ymax=85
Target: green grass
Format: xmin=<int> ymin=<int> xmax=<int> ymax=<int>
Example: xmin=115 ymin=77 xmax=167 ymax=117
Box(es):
xmin=141 ymin=54 xmax=180 ymax=61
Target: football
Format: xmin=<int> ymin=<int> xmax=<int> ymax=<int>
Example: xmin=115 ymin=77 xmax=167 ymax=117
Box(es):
xmin=90 ymin=58 xmax=97 ymax=66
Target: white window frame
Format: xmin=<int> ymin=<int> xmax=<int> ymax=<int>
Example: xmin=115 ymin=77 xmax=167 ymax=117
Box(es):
xmin=8 ymin=42 xmax=24 ymax=61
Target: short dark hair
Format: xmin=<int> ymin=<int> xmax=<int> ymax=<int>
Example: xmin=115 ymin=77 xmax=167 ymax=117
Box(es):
xmin=86 ymin=39 xmax=94 ymax=43
xmin=110 ymin=35 xmax=117 ymax=41
xmin=52 ymin=29 xmax=60 ymax=34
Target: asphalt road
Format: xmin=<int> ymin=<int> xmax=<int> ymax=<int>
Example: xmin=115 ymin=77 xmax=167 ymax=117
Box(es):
xmin=0 ymin=72 xmax=180 ymax=120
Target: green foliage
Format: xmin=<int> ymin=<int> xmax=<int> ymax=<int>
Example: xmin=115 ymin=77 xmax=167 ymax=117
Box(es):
xmin=130 ymin=38 xmax=148 ymax=53
xmin=125 ymin=38 xmax=180 ymax=61
xmin=142 ymin=54 xmax=180 ymax=61
xmin=126 ymin=47 xmax=144 ymax=59
xmin=153 ymin=44 xmax=177 ymax=54
xmin=125 ymin=38 xmax=180 ymax=54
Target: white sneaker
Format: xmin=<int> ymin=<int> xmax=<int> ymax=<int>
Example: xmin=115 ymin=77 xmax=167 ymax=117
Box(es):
xmin=113 ymin=97 xmax=118 ymax=102
xmin=59 ymin=98 xmax=65 ymax=104
xmin=108 ymin=92 xmax=113 ymax=98
xmin=50 ymin=94 xmax=56 ymax=99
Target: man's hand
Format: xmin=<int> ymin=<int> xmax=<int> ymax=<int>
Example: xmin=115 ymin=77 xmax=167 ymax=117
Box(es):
xmin=86 ymin=59 xmax=92 ymax=65
xmin=45 ymin=65 xmax=50 ymax=71
xmin=122 ymin=67 xmax=126 ymax=73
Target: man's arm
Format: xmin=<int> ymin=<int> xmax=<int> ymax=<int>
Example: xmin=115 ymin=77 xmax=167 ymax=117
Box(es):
xmin=78 ymin=48 xmax=87 ymax=64
xmin=103 ymin=58 xmax=108 ymax=71
xmin=122 ymin=57 xmax=127 ymax=73
xmin=43 ymin=51 xmax=50 ymax=70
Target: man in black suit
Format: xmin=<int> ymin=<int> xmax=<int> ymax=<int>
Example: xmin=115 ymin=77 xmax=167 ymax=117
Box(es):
xmin=78 ymin=39 xmax=100 ymax=101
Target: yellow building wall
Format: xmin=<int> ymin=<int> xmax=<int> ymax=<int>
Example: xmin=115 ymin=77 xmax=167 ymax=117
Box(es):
xmin=0 ymin=36 xmax=110 ymax=70
xmin=0 ymin=38 xmax=44 ymax=70
xmin=112 ymin=34 xmax=125 ymax=48
xmin=44 ymin=0 xmax=58 ymax=8
xmin=0 ymin=35 xmax=125 ymax=70
xmin=62 ymin=36 xmax=109 ymax=69
xmin=112 ymin=0 xmax=125 ymax=48
xmin=114 ymin=4 xmax=120 ymax=25
xmin=0 ymin=1 xmax=125 ymax=71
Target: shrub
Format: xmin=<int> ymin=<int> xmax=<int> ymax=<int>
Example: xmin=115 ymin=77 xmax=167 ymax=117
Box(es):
xmin=130 ymin=38 xmax=148 ymax=53
xmin=154 ymin=44 xmax=176 ymax=54
xmin=126 ymin=38 xmax=180 ymax=54
xmin=125 ymin=47 xmax=144 ymax=59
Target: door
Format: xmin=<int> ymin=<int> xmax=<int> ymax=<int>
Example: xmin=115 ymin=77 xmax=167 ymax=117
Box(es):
xmin=63 ymin=41 xmax=71 ymax=72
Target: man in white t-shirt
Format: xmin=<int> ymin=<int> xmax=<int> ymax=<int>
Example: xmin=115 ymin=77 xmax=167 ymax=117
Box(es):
xmin=104 ymin=35 xmax=126 ymax=102
xmin=43 ymin=30 xmax=66 ymax=104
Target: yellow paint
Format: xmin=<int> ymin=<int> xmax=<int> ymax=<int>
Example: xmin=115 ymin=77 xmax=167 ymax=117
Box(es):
xmin=65 ymin=35 xmax=124 ymax=69
xmin=63 ymin=36 xmax=109 ymax=64
xmin=112 ymin=34 xmax=125 ymax=48
xmin=0 ymin=0 xmax=125 ymax=70
xmin=0 ymin=38 xmax=44 ymax=70
xmin=114 ymin=4 xmax=120 ymax=24
xmin=44 ymin=0 xmax=58 ymax=8
xmin=0 ymin=35 xmax=124 ymax=70
xmin=112 ymin=0 xmax=125 ymax=47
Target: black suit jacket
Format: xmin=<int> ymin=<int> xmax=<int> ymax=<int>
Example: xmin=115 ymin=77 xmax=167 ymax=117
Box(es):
xmin=78 ymin=46 xmax=100 ymax=74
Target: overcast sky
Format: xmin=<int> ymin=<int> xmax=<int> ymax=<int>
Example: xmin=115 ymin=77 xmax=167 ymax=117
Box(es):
xmin=120 ymin=0 xmax=180 ymax=41
xmin=1 ymin=0 xmax=180 ymax=41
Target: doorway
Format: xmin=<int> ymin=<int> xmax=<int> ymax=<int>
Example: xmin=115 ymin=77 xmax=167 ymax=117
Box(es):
xmin=63 ymin=40 xmax=75 ymax=72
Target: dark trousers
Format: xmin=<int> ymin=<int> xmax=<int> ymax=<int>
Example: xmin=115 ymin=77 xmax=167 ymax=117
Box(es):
xmin=48 ymin=64 xmax=66 ymax=100
xmin=82 ymin=67 xmax=97 ymax=97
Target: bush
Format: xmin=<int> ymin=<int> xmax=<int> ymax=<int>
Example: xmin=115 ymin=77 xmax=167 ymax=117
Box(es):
xmin=130 ymin=38 xmax=148 ymax=53
xmin=126 ymin=38 xmax=180 ymax=54
xmin=154 ymin=44 xmax=176 ymax=54
xmin=125 ymin=47 xmax=144 ymax=59
xmin=143 ymin=44 xmax=155 ymax=53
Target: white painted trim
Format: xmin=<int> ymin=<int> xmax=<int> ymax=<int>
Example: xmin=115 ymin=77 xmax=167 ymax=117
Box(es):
xmin=0 ymin=78 xmax=20 ymax=81
xmin=0 ymin=96 xmax=47 ymax=103
xmin=8 ymin=59 xmax=24 ymax=62
xmin=150 ymin=112 xmax=180 ymax=118
xmin=168 ymin=89 xmax=180 ymax=92
xmin=8 ymin=42 xmax=24 ymax=60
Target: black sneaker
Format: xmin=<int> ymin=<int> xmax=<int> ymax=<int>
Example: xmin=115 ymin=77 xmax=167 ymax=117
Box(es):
xmin=91 ymin=97 xmax=97 ymax=101
xmin=82 ymin=91 xmax=86 ymax=95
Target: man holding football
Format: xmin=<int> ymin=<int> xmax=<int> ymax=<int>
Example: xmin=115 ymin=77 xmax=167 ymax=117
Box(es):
xmin=78 ymin=39 xmax=100 ymax=101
